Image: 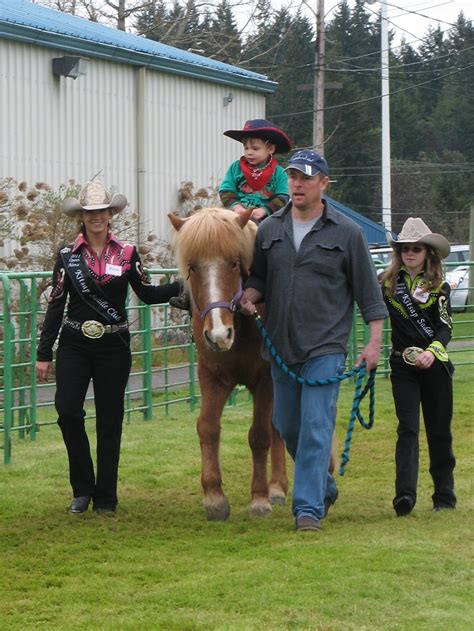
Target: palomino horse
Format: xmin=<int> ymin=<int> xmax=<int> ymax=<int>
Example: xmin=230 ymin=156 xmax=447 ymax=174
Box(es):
xmin=169 ymin=207 xmax=288 ymax=520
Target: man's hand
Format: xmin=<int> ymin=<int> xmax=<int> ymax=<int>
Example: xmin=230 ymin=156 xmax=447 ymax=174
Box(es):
xmin=239 ymin=288 xmax=263 ymax=316
xmin=356 ymin=319 xmax=384 ymax=371
xmin=36 ymin=360 xmax=53 ymax=382
xmin=356 ymin=342 xmax=381 ymax=371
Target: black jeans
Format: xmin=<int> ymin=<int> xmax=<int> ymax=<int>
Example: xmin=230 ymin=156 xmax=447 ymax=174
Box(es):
xmin=55 ymin=327 xmax=132 ymax=509
xmin=390 ymin=356 xmax=456 ymax=509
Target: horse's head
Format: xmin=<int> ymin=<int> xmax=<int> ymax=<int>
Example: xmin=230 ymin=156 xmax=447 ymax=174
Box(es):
xmin=169 ymin=207 xmax=256 ymax=352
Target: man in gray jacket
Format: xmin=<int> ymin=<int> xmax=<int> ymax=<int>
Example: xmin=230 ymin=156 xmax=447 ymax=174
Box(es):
xmin=240 ymin=149 xmax=388 ymax=531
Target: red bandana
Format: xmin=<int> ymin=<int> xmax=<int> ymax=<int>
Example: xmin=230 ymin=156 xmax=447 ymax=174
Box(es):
xmin=240 ymin=156 xmax=278 ymax=192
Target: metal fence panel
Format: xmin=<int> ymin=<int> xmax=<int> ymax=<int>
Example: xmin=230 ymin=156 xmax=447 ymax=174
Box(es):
xmin=1 ymin=265 xmax=473 ymax=464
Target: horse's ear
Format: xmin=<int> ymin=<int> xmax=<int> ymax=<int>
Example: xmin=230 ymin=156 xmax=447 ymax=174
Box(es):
xmin=168 ymin=213 xmax=187 ymax=232
xmin=236 ymin=207 xmax=253 ymax=229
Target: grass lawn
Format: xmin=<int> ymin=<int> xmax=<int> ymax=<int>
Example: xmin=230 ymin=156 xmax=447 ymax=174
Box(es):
xmin=0 ymin=368 xmax=472 ymax=630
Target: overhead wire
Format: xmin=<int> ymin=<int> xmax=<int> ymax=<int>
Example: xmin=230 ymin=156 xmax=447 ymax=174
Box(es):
xmin=270 ymin=61 xmax=474 ymax=119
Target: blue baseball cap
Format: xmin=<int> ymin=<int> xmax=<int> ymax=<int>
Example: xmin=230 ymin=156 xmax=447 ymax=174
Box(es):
xmin=286 ymin=150 xmax=329 ymax=177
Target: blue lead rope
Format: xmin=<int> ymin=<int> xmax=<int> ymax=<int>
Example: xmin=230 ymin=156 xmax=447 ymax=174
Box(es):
xmin=253 ymin=313 xmax=376 ymax=475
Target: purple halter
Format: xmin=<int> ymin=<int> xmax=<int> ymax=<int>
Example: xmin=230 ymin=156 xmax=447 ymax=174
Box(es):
xmin=195 ymin=279 xmax=243 ymax=321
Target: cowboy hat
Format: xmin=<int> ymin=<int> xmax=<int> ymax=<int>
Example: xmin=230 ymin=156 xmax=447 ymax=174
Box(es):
xmin=62 ymin=181 xmax=128 ymax=217
xmin=387 ymin=217 xmax=450 ymax=259
xmin=223 ymin=119 xmax=292 ymax=154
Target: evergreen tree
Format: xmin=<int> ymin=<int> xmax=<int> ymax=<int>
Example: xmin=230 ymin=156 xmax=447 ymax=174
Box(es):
xmin=242 ymin=8 xmax=315 ymax=150
xmin=323 ymin=0 xmax=381 ymax=215
xmin=432 ymin=14 xmax=474 ymax=161
xmin=207 ymin=0 xmax=242 ymax=64
xmin=135 ymin=0 xmax=203 ymax=52
xmin=417 ymin=25 xmax=450 ymax=120
xmin=390 ymin=40 xmax=424 ymax=160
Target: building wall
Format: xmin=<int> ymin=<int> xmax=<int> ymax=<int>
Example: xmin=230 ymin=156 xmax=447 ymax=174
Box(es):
xmin=0 ymin=38 xmax=265 ymax=254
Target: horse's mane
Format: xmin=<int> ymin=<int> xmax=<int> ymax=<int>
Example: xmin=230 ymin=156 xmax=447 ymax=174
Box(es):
xmin=173 ymin=207 xmax=257 ymax=278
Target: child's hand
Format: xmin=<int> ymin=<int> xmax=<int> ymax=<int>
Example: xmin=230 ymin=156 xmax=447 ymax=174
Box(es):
xmin=233 ymin=204 xmax=250 ymax=215
xmin=251 ymin=207 xmax=267 ymax=221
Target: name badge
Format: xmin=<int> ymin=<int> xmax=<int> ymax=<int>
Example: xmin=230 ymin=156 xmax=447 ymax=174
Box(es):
xmin=106 ymin=263 xmax=122 ymax=277
xmin=412 ymin=286 xmax=429 ymax=303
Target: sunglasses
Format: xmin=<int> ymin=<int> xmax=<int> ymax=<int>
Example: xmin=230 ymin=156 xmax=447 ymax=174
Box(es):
xmin=401 ymin=245 xmax=425 ymax=253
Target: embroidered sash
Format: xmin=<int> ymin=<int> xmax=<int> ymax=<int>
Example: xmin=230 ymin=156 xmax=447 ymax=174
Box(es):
xmin=394 ymin=274 xmax=454 ymax=376
xmin=394 ymin=275 xmax=434 ymax=342
xmin=60 ymin=247 xmax=125 ymax=325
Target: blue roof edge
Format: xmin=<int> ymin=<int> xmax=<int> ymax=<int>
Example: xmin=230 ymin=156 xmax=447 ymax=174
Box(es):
xmin=0 ymin=20 xmax=277 ymax=94
xmin=326 ymin=196 xmax=390 ymax=245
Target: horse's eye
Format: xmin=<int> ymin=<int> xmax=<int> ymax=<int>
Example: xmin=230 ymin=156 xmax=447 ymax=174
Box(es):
xmin=232 ymin=260 xmax=240 ymax=269
xmin=188 ymin=264 xmax=195 ymax=273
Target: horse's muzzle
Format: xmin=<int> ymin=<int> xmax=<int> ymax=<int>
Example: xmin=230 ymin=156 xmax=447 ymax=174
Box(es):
xmin=203 ymin=328 xmax=234 ymax=352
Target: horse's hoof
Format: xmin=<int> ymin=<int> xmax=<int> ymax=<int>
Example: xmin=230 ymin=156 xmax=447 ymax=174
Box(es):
xmin=269 ymin=487 xmax=287 ymax=506
xmin=203 ymin=497 xmax=231 ymax=521
xmin=249 ymin=498 xmax=272 ymax=517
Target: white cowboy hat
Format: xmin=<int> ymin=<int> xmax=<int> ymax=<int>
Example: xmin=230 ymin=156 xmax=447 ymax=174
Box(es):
xmin=387 ymin=217 xmax=450 ymax=259
xmin=63 ymin=181 xmax=128 ymax=217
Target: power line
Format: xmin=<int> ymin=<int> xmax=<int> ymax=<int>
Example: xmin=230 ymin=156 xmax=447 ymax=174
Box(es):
xmin=384 ymin=0 xmax=460 ymax=29
xmin=270 ymin=62 xmax=474 ymax=119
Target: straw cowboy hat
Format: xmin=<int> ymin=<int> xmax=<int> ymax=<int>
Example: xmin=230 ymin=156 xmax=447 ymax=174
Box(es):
xmin=63 ymin=181 xmax=128 ymax=217
xmin=387 ymin=217 xmax=450 ymax=259
xmin=223 ymin=119 xmax=292 ymax=154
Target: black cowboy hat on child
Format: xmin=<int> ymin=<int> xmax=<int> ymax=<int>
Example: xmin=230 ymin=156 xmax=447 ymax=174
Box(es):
xmin=223 ymin=119 xmax=292 ymax=154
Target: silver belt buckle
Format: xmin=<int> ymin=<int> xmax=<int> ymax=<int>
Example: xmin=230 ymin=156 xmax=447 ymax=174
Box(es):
xmin=402 ymin=346 xmax=423 ymax=365
xmin=81 ymin=320 xmax=105 ymax=339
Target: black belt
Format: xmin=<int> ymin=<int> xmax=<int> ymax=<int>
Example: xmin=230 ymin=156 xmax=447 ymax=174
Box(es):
xmin=64 ymin=317 xmax=128 ymax=339
xmin=391 ymin=347 xmax=424 ymax=365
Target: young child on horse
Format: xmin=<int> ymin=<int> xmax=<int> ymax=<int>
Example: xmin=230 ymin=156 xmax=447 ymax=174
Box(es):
xmin=219 ymin=118 xmax=292 ymax=223
xmin=170 ymin=119 xmax=292 ymax=311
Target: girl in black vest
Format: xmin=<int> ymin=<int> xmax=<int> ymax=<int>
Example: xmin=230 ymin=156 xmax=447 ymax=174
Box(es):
xmin=36 ymin=182 xmax=180 ymax=514
xmin=381 ymin=217 xmax=456 ymax=517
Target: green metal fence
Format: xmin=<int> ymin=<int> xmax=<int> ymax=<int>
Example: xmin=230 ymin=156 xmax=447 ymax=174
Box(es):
xmin=1 ymin=265 xmax=473 ymax=464
xmin=0 ymin=269 xmax=198 ymax=464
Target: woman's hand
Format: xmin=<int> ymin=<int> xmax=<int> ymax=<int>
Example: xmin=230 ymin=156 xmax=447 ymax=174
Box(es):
xmin=414 ymin=351 xmax=435 ymax=370
xmin=36 ymin=361 xmax=53 ymax=382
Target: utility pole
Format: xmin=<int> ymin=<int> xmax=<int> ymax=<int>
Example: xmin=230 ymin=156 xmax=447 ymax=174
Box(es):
xmin=313 ymin=0 xmax=325 ymax=154
xmin=380 ymin=0 xmax=392 ymax=231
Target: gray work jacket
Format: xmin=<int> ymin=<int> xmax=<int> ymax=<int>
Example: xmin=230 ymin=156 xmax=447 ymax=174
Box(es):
xmin=245 ymin=200 xmax=388 ymax=365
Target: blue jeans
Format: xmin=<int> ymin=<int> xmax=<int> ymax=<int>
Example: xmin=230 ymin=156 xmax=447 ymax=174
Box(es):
xmin=271 ymin=353 xmax=345 ymax=520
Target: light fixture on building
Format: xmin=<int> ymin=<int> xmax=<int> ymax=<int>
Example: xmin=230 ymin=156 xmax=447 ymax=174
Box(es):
xmin=52 ymin=56 xmax=88 ymax=79
xmin=223 ymin=92 xmax=233 ymax=107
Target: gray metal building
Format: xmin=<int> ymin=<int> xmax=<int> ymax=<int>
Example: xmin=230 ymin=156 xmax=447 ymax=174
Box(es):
xmin=0 ymin=0 xmax=276 ymax=248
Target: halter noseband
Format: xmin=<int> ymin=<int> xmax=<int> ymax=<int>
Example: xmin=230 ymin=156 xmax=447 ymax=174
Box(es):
xmin=195 ymin=279 xmax=243 ymax=321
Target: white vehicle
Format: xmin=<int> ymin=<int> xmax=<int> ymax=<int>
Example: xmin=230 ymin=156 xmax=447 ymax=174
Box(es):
xmin=371 ymin=243 xmax=471 ymax=310
xmin=370 ymin=246 xmax=393 ymax=268
xmin=446 ymin=265 xmax=469 ymax=311
xmin=445 ymin=245 xmax=470 ymax=312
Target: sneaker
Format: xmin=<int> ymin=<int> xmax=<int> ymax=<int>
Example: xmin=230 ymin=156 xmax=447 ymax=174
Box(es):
xmin=295 ymin=515 xmax=321 ymax=531
xmin=393 ymin=496 xmax=414 ymax=517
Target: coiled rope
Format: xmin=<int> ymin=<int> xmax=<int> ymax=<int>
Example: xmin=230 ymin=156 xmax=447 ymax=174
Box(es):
xmin=253 ymin=313 xmax=376 ymax=475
